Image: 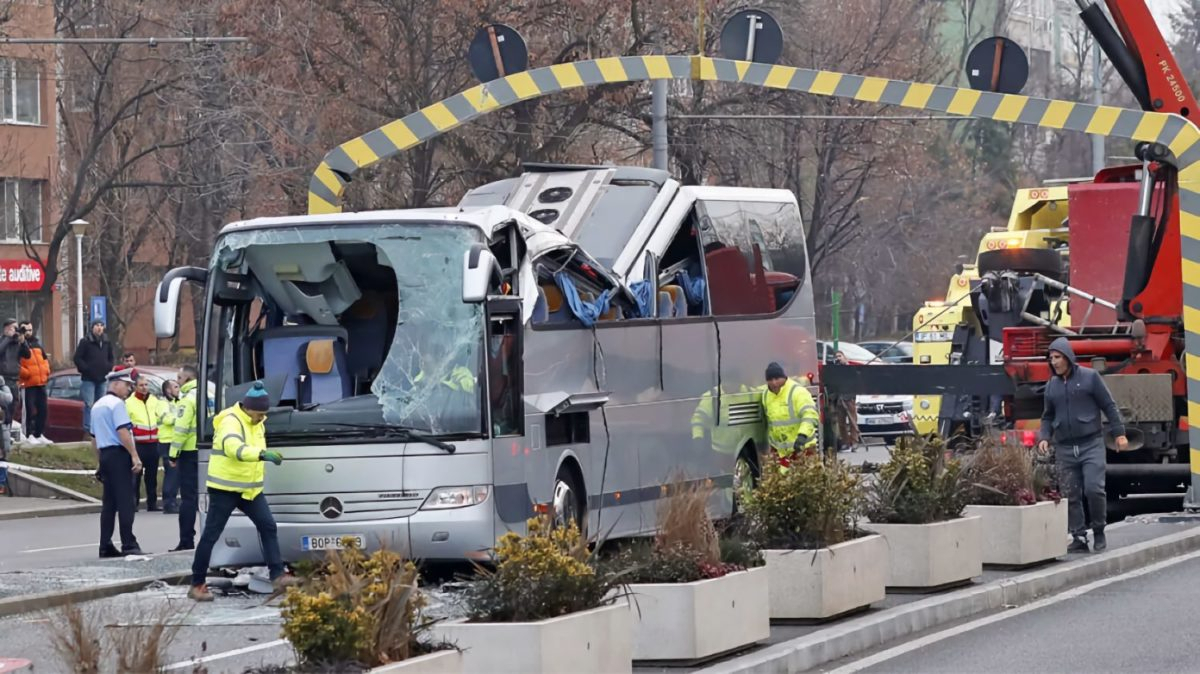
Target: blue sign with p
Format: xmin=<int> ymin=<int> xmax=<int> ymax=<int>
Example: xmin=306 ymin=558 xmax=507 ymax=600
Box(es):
xmin=90 ymin=296 xmax=107 ymax=326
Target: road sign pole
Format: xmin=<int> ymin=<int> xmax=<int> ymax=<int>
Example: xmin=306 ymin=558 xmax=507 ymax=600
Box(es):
xmin=744 ymin=14 xmax=760 ymax=61
xmin=487 ymin=26 xmax=507 ymax=78
xmin=832 ymin=290 xmax=841 ymax=352
xmin=652 ymin=80 xmax=668 ymax=170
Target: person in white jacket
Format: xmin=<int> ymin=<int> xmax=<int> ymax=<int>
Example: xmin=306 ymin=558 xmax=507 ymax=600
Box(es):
xmin=0 ymin=375 xmax=13 ymax=489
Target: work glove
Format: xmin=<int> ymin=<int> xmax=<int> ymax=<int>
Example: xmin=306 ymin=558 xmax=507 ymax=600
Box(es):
xmin=260 ymin=450 xmax=283 ymax=465
xmin=793 ymin=435 xmax=810 ymax=452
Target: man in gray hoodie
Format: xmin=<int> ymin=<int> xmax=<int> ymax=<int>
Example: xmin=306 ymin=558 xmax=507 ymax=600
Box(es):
xmin=1036 ymin=337 xmax=1128 ymax=553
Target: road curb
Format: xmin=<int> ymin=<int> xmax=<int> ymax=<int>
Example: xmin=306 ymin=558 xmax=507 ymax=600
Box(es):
xmin=699 ymin=525 xmax=1200 ymax=674
xmin=0 ymin=502 xmax=103 ymax=521
xmin=4 ymin=469 xmax=101 ymax=507
xmin=0 ymin=572 xmax=189 ymax=619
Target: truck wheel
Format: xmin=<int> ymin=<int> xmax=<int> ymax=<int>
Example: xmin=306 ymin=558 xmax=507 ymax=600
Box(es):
xmin=977 ymin=248 xmax=1064 ymax=280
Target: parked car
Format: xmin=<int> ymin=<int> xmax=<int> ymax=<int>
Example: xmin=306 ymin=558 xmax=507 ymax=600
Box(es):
xmin=45 ymin=366 xmax=176 ymax=443
xmin=817 ymin=340 xmax=880 ymax=365
xmin=854 ymin=393 xmax=915 ymax=445
xmin=857 ymin=340 xmax=914 ymax=363
xmin=819 ymin=340 xmax=914 ymax=445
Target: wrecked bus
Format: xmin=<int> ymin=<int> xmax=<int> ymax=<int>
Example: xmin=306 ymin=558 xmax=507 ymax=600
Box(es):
xmin=154 ymin=166 xmax=817 ymax=565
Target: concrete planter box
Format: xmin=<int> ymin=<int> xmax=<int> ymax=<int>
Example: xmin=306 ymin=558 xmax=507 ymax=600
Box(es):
xmin=965 ymin=500 xmax=1068 ymax=566
xmin=763 ymin=534 xmax=888 ymax=620
xmin=869 ymin=516 xmax=983 ymax=589
xmin=627 ymin=566 xmax=769 ymax=661
xmin=369 ymin=649 xmax=462 ymax=673
xmin=431 ymin=602 xmax=630 ymax=674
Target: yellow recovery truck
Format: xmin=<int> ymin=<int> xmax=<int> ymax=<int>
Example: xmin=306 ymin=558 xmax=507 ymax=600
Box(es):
xmin=911 ymin=184 xmax=1074 ymax=435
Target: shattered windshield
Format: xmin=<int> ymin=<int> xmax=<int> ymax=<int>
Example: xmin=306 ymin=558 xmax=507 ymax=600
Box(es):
xmin=211 ymin=222 xmax=485 ymax=438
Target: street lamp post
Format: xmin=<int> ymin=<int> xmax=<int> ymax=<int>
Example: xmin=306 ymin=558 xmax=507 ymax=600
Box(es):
xmin=70 ymin=219 xmax=87 ymax=343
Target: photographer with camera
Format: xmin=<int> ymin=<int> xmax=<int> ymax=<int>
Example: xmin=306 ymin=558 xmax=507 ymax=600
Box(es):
xmin=0 ymin=319 xmax=30 ymax=437
xmin=18 ymin=321 xmax=50 ymax=445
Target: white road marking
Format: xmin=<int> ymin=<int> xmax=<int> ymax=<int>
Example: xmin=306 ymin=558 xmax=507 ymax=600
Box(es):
xmin=20 ymin=543 xmax=94 ymax=553
xmin=827 ymin=547 xmax=1200 ymax=673
xmin=162 ymin=639 xmax=291 ymax=671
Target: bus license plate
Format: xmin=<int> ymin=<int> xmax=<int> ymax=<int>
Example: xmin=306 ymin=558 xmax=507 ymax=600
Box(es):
xmin=301 ymin=534 xmax=365 ymax=551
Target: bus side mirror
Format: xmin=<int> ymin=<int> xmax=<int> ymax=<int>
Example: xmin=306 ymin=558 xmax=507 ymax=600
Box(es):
xmin=155 ymin=266 xmax=208 ymax=339
xmin=463 ymin=244 xmax=502 ymax=304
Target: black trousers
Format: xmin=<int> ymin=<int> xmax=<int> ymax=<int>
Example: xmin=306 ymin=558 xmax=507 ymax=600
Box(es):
xmin=99 ymin=447 xmax=139 ymax=553
xmin=176 ymin=451 xmax=199 ymax=546
xmin=134 ymin=442 xmax=160 ymax=509
xmin=23 ymin=385 xmax=47 ymax=437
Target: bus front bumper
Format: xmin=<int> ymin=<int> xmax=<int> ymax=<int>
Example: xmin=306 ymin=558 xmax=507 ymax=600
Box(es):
xmin=205 ymin=501 xmax=497 ymax=567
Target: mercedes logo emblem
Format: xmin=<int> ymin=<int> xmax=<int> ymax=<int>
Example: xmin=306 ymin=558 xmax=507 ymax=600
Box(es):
xmin=319 ymin=496 xmax=344 ymax=519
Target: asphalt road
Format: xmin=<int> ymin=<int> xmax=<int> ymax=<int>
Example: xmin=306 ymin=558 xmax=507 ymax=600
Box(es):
xmin=832 ymin=549 xmax=1200 ymax=673
xmin=0 ymin=508 xmax=185 ymax=571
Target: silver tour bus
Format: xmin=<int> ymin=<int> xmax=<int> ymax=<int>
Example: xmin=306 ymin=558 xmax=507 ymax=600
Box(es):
xmin=154 ymin=164 xmax=818 ymax=566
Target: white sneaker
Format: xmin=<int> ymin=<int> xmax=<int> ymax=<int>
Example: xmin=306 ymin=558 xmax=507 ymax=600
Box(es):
xmin=35 ymin=435 xmax=52 ymax=445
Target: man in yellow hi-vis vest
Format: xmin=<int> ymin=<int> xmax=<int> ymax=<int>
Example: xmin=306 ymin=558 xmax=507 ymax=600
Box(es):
xmin=168 ymin=365 xmax=203 ymax=552
xmin=188 ymin=382 xmax=299 ymax=601
xmin=761 ymin=361 xmax=820 ymax=470
xmin=690 ymin=383 xmax=755 ymax=455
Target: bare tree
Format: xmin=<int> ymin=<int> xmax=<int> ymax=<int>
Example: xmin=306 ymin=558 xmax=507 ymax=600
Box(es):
xmin=30 ymin=0 xmax=199 ymax=348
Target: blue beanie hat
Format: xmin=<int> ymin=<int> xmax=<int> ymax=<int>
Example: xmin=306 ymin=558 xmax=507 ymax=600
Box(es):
xmin=241 ymin=381 xmax=270 ymax=412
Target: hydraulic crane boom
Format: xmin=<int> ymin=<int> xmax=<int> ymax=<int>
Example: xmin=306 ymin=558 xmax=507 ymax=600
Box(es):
xmin=1077 ymin=0 xmax=1200 ymax=118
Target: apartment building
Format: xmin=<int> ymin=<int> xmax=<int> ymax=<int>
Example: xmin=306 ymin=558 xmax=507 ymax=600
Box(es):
xmin=0 ymin=1 xmax=63 ymax=361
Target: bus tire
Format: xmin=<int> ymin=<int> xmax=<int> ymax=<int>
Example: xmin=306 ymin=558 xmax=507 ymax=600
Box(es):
xmin=552 ymin=463 xmax=586 ymax=534
xmin=732 ymin=449 xmax=759 ymax=516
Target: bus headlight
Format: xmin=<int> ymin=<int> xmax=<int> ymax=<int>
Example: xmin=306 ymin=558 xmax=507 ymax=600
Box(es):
xmin=421 ymin=485 xmax=491 ymax=510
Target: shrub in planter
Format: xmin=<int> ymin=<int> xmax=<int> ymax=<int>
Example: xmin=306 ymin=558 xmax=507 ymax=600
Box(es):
xmin=865 ymin=435 xmax=971 ymax=525
xmin=280 ymin=538 xmax=449 ymax=670
xmin=461 ymin=515 xmax=620 ymax=623
xmin=609 ymin=481 xmax=762 ymax=584
xmin=964 ymin=436 xmax=1062 ymax=506
xmin=436 ymin=516 xmax=631 ymax=673
xmin=741 ymin=452 xmax=887 ymax=619
xmin=865 ymin=436 xmax=982 ymax=588
xmin=605 ymin=482 xmax=769 ymax=661
xmin=963 ymin=437 xmax=1067 ymax=566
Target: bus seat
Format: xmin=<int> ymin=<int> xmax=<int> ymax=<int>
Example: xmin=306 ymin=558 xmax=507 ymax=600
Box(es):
xmin=705 ymin=247 xmax=770 ymax=315
xmin=343 ymin=296 xmax=389 ymax=382
xmin=257 ymin=326 xmax=348 ymax=402
xmin=533 ymin=288 xmax=549 ymax=323
xmin=299 ymin=338 xmax=352 ymax=405
xmin=657 ymin=291 xmax=675 ymax=318
xmin=661 ymin=285 xmax=687 ymax=317
xmin=540 ymin=283 xmax=571 ymax=323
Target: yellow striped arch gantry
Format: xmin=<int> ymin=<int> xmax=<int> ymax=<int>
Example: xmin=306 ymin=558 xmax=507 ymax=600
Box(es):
xmin=306 ymin=53 xmax=1200 ymax=492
